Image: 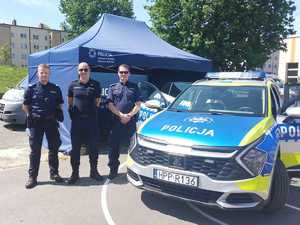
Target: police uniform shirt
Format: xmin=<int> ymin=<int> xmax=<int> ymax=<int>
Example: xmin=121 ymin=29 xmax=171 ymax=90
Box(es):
xmin=68 ymin=79 xmax=101 ymax=116
xmin=23 ymin=82 xmax=64 ymax=118
xmin=107 ymin=81 xmax=142 ymax=117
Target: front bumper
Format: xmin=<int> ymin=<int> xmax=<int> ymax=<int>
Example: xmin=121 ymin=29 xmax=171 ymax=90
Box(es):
xmin=127 ymin=155 xmax=270 ymax=210
xmin=0 ymin=101 xmax=26 ymax=124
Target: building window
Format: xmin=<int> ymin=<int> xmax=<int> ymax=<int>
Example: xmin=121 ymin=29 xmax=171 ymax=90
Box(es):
xmin=45 ymin=35 xmax=48 ymax=41
xmin=33 ymin=44 xmax=39 ymax=50
xmin=20 ymin=33 xmax=27 ymax=38
xmin=44 ymin=46 xmax=48 ymax=50
xmin=20 ymin=43 xmax=28 ymax=49
xmin=287 ymin=62 xmax=299 ymax=84
xmin=21 ymin=54 xmax=27 ymax=60
xmin=33 ymin=34 xmax=39 ymax=40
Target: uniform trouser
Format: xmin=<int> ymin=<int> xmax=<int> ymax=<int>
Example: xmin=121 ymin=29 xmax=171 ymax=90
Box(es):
xmin=28 ymin=119 xmax=61 ymax=178
xmin=70 ymin=116 xmax=98 ymax=172
xmin=109 ymin=120 xmax=136 ymax=170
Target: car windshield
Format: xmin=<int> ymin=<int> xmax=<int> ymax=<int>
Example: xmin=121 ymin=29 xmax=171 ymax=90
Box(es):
xmin=168 ymin=85 xmax=266 ymax=116
xmin=161 ymin=82 xmax=191 ymax=97
xmin=17 ymin=78 xmax=28 ymax=89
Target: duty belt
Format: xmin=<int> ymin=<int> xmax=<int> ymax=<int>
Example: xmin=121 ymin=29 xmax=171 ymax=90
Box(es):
xmin=33 ymin=115 xmax=55 ymax=120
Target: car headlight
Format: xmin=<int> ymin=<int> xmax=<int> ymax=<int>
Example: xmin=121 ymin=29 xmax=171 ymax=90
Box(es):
xmin=128 ymin=133 xmax=137 ymax=154
xmin=240 ymin=148 xmax=267 ymax=176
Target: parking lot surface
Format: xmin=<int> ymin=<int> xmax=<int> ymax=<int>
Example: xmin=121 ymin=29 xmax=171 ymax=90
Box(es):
xmin=1 ymin=122 xmax=300 ymax=225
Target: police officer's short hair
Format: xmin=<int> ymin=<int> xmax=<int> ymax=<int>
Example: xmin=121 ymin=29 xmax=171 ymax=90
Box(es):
xmin=38 ymin=64 xmax=50 ymax=70
xmin=118 ymin=64 xmax=130 ymax=72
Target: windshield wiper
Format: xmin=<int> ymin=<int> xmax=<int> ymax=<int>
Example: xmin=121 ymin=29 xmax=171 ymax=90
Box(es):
xmin=206 ymin=111 xmax=224 ymax=115
xmin=167 ymin=108 xmax=186 ymax=112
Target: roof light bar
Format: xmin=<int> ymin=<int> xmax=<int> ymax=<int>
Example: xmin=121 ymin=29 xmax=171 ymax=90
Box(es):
xmin=206 ymin=71 xmax=267 ymax=80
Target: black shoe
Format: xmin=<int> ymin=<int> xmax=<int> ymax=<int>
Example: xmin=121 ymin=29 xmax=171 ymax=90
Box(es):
xmin=50 ymin=174 xmax=64 ymax=183
xmin=67 ymin=172 xmax=79 ymax=184
xmin=108 ymin=169 xmax=118 ymax=180
xmin=90 ymin=170 xmax=103 ymax=181
xmin=25 ymin=177 xmax=37 ymax=189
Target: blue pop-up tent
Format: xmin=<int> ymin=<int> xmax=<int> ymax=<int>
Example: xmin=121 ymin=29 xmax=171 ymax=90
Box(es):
xmin=28 ymin=13 xmax=211 ymax=151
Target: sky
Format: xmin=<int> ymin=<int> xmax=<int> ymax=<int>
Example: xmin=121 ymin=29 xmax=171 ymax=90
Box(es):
xmin=0 ymin=0 xmax=299 ymax=34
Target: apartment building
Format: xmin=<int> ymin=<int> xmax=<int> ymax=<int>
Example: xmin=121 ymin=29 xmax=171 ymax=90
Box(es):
xmin=263 ymin=35 xmax=299 ymax=83
xmin=0 ymin=20 xmax=68 ymax=67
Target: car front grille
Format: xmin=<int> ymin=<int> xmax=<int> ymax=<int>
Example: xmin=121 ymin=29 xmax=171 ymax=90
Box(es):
xmin=140 ymin=175 xmax=223 ymax=203
xmin=130 ymin=146 xmax=252 ymax=181
xmin=0 ymin=103 xmax=4 ymax=112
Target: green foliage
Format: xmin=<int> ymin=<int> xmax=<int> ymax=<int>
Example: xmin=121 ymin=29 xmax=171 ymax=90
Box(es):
xmin=0 ymin=44 xmax=11 ymax=65
xmin=147 ymin=0 xmax=296 ymax=71
xmin=0 ymin=66 xmax=27 ymax=95
xmin=59 ymin=0 xmax=134 ymax=38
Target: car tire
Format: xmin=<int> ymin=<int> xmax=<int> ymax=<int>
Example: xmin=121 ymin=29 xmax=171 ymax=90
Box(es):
xmin=263 ymin=159 xmax=289 ymax=212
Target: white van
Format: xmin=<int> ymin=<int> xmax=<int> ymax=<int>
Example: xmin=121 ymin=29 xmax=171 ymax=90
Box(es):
xmin=0 ymin=78 xmax=28 ymax=125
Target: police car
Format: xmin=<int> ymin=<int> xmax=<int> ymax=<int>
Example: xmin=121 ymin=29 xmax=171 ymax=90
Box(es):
xmin=127 ymin=72 xmax=300 ymax=212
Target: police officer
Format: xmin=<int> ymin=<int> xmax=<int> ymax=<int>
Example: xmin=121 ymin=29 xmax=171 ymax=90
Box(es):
xmin=23 ymin=64 xmax=64 ymax=189
xmin=67 ymin=62 xmax=102 ymax=184
xmin=107 ymin=64 xmax=142 ymax=179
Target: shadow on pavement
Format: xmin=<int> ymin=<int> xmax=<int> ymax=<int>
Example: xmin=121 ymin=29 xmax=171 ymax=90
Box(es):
xmin=140 ymin=183 xmax=300 ymax=225
xmin=4 ymin=124 xmax=26 ymax=132
xmin=197 ymin=203 xmax=300 ymax=225
xmin=288 ymin=184 xmax=300 ymax=207
xmin=108 ymin=173 xmax=128 ymax=185
xmin=38 ymin=177 xmax=105 ymax=187
xmin=141 ymin=191 xmax=216 ymax=225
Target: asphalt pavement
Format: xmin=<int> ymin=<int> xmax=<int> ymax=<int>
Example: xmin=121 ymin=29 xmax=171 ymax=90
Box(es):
xmin=1 ymin=121 xmax=300 ymax=225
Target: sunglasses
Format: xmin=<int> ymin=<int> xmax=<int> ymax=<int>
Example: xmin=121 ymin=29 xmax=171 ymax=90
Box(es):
xmin=78 ymin=68 xmax=89 ymax=72
xmin=119 ymin=71 xmax=129 ymax=75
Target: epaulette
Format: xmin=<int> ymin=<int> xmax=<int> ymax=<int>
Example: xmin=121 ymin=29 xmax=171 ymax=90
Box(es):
xmin=109 ymin=83 xmax=118 ymax=87
xmin=28 ymin=83 xmax=35 ymax=88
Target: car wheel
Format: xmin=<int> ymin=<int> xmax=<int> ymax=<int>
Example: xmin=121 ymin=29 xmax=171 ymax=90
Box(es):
xmin=263 ymin=159 xmax=289 ymax=212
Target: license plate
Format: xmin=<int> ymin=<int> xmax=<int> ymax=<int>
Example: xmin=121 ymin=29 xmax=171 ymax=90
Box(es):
xmin=153 ymin=169 xmax=199 ymax=187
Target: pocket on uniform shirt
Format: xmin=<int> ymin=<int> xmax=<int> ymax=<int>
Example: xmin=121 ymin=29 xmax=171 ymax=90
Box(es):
xmin=87 ymin=87 xmax=96 ymax=95
xmin=126 ymin=89 xmax=136 ymax=101
xmin=112 ymin=89 xmax=123 ymax=100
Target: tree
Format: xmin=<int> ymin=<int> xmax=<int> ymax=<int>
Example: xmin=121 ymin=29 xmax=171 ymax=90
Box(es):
xmin=60 ymin=0 xmax=134 ymax=38
xmin=147 ymin=0 xmax=296 ymax=71
xmin=0 ymin=44 xmax=11 ymax=65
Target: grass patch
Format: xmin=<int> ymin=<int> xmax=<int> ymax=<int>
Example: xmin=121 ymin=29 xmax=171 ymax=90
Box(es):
xmin=0 ymin=65 xmax=27 ymax=96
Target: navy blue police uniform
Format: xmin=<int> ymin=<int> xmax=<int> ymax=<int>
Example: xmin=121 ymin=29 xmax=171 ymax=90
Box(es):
xmin=23 ymin=82 xmax=63 ymax=181
xmin=68 ymin=79 xmax=101 ymax=179
xmin=107 ymin=81 xmax=142 ymax=175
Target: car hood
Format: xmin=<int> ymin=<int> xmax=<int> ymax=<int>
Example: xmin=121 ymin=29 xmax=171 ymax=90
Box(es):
xmin=2 ymin=88 xmax=25 ymax=102
xmin=139 ymin=111 xmax=265 ymax=147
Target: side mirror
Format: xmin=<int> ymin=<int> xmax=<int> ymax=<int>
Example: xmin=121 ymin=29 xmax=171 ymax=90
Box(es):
xmin=145 ymin=99 xmax=165 ymax=110
xmin=283 ymin=107 xmax=300 ymax=123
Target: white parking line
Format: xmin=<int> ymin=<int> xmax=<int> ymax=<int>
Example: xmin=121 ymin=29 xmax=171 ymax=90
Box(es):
xmin=187 ymin=203 xmax=229 ymax=225
xmin=101 ymin=162 xmax=126 ymax=225
xmin=286 ymin=204 xmax=300 ymax=212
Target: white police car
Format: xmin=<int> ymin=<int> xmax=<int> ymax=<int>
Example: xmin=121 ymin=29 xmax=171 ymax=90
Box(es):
xmin=127 ymin=72 xmax=300 ymax=212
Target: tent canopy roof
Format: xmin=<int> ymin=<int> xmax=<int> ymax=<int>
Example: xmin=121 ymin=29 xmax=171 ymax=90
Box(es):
xmin=29 ymin=13 xmax=211 ymax=72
